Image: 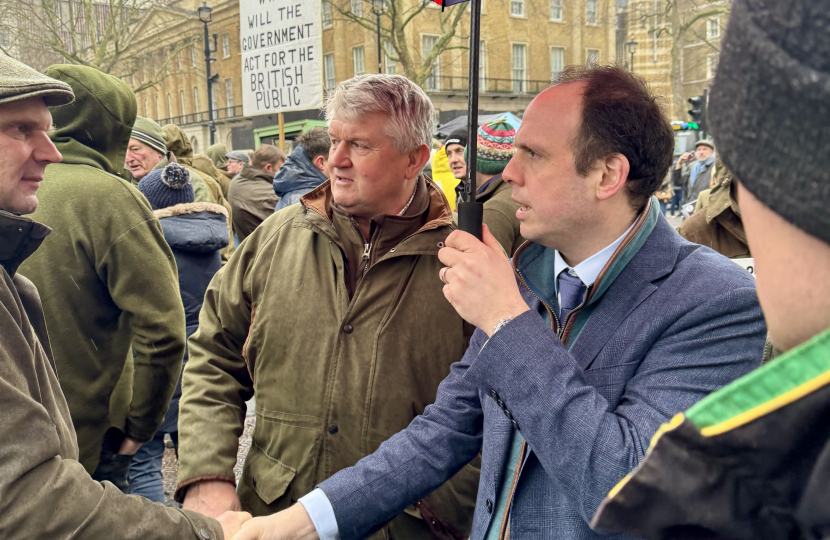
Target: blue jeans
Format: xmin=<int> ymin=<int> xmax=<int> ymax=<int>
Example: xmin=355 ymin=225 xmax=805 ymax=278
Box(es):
xmin=128 ymin=431 xmax=178 ymax=503
xmin=669 ymin=191 xmax=684 ymax=216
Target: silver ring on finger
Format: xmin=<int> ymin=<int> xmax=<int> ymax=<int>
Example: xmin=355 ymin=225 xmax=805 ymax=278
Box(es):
xmin=439 ymin=266 xmax=449 ymax=284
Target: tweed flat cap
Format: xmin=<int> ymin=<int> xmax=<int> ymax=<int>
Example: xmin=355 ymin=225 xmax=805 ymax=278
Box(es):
xmin=225 ymin=150 xmax=250 ymax=164
xmin=709 ymin=0 xmax=830 ymax=244
xmin=694 ymin=139 xmax=715 ymax=150
xmin=0 ymin=55 xmax=74 ymax=107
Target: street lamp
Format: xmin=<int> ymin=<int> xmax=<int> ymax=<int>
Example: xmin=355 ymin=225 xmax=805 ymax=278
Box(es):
xmin=625 ymin=39 xmax=638 ymax=73
xmin=198 ymin=2 xmax=219 ymax=145
xmin=372 ymin=0 xmax=383 ymax=74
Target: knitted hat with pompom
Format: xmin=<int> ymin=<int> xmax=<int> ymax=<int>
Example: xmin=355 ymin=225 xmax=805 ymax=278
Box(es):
xmin=137 ymin=163 xmax=194 ymax=210
xmin=465 ymin=117 xmax=517 ymax=175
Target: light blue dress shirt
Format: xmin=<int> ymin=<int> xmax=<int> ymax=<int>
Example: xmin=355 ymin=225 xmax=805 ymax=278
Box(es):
xmin=299 ymin=219 xmax=637 ymax=540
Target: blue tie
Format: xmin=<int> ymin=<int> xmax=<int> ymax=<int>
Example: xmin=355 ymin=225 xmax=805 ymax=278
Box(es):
xmin=558 ymin=270 xmax=587 ymax=324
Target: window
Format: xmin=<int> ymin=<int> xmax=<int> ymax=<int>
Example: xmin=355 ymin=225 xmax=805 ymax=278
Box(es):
xmin=350 ymin=0 xmax=362 ymax=16
xmin=211 ymin=87 xmax=218 ymax=119
xmin=177 ymin=50 xmax=182 ymax=71
xmin=131 ymin=73 xmax=135 ymax=86
xmin=587 ymin=48 xmax=599 ymax=66
xmin=193 ymin=87 xmax=200 ymax=113
xmin=180 ymin=90 xmax=186 ymax=115
xmin=143 ymin=99 xmax=148 ymax=116
xmin=550 ymin=0 xmax=562 ymax=20
xmin=707 ymin=53 xmax=719 ymax=79
xmin=324 ymin=53 xmax=336 ymax=89
xmin=322 ymin=1 xmax=332 ymax=27
xmin=422 ymin=35 xmax=440 ymax=91
xmin=479 ymin=40 xmax=486 ymax=90
xmin=154 ymin=96 xmax=160 ymax=120
xmin=167 ymin=93 xmax=173 ymax=118
xmin=707 ymin=17 xmax=720 ymax=39
xmin=353 ymin=46 xmax=365 ymax=76
xmin=222 ymin=34 xmax=230 ymax=58
xmin=384 ymin=40 xmax=396 ymax=75
xmin=550 ymin=46 xmax=564 ymax=78
xmin=191 ymin=46 xmax=197 ymax=67
xmin=511 ymin=0 xmax=524 ymax=16
xmin=586 ymin=0 xmax=597 ymax=25
xmin=225 ymin=78 xmax=234 ymax=108
xmin=512 ymin=44 xmax=526 ymax=93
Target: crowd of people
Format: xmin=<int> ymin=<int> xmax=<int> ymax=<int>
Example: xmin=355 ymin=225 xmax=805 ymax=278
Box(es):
xmin=0 ymin=0 xmax=828 ymax=538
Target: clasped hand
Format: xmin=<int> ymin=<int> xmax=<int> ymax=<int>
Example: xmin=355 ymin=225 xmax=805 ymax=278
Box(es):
xmin=438 ymin=224 xmax=529 ymax=336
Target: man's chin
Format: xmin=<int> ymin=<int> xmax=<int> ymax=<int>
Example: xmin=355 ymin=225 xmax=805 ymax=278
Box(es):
xmin=4 ymin=195 xmax=39 ymax=215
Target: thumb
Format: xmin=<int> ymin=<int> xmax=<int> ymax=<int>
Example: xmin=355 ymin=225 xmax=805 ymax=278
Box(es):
xmin=481 ymin=224 xmax=508 ymax=260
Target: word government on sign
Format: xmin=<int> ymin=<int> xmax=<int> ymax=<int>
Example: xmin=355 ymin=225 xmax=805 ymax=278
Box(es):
xmin=240 ymin=0 xmax=322 ymax=115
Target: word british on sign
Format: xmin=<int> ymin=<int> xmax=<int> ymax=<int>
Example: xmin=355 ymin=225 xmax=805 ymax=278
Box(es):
xmin=240 ymin=0 xmax=322 ymax=116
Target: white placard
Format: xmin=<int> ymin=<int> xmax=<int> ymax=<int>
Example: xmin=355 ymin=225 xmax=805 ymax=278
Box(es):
xmin=731 ymin=258 xmax=756 ymax=277
xmin=240 ymin=0 xmax=323 ymax=116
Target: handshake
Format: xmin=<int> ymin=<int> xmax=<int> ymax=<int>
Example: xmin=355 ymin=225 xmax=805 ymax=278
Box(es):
xmin=187 ymin=480 xmax=319 ymax=540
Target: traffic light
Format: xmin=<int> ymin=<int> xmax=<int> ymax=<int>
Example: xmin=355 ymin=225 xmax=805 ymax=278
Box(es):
xmin=687 ymin=92 xmax=707 ymax=135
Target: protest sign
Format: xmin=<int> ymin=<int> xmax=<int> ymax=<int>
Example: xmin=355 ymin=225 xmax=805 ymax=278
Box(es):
xmin=240 ymin=0 xmax=323 ymax=116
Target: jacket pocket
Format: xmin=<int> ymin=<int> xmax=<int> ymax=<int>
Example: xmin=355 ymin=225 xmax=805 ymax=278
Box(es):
xmin=243 ymin=444 xmax=297 ymax=505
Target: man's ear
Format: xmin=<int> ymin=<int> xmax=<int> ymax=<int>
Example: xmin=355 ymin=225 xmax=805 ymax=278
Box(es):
xmin=405 ymin=144 xmax=431 ymax=179
xmin=596 ymin=153 xmax=630 ymax=201
xmin=314 ymin=155 xmax=327 ymax=173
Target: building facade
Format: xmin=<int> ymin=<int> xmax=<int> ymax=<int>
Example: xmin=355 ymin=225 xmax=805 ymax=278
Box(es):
xmin=624 ymin=0 xmax=728 ymax=120
xmin=125 ymin=0 xmax=618 ymax=152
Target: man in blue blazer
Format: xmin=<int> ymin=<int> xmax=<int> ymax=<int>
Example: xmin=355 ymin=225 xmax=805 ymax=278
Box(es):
xmin=231 ymin=65 xmax=767 ymax=540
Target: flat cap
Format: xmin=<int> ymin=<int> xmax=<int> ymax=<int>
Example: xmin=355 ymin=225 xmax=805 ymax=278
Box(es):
xmin=225 ymin=150 xmax=250 ymax=163
xmin=694 ymin=139 xmax=715 ymax=150
xmin=0 ymin=54 xmax=74 ymax=107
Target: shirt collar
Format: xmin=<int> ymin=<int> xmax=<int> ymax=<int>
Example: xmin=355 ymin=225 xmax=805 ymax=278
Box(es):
xmin=554 ymin=218 xmax=638 ymax=288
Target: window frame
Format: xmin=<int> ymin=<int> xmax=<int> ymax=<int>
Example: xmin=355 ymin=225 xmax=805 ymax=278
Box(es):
xmin=353 ymin=46 xmax=365 ymax=77
xmin=586 ymin=0 xmax=598 ymax=26
xmin=550 ymin=0 xmax=563 ymax=21
xmin=511 ymin=42 xmax=527 ymax=94
xmin=550 ymin=46 xmax=565 ymax=78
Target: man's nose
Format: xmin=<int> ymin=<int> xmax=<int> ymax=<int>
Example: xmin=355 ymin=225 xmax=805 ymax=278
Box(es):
xmin=33 ymin=131 xmax=62 ymax=165
xmin=329 ymin=144 xmax=350 ymax=168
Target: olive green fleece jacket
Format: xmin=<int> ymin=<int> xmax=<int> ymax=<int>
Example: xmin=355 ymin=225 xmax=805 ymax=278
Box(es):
xmin=19 ymin=65 xmax=187 ymax=473
xmin=177 ymin=180 xmax=480 ymax=538
xmin=0 ymin=210 xmax=223 ymax=540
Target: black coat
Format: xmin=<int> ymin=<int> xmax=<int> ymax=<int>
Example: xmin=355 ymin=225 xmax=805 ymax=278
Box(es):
xmin=155 ymin=202 xmax=229 ymax=432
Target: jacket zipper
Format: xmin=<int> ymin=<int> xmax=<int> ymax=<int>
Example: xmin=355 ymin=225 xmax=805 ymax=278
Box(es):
xmin=350 ymin=216 xmax=381 ymax=278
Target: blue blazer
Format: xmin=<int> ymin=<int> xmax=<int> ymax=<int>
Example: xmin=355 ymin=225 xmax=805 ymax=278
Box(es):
xmin=319 ymin=215 xmax=767 ymax=540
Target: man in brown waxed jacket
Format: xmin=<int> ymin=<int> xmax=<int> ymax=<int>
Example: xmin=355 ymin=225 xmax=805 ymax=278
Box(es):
xmin=0 ymin=54 xmax=249 ymax=540
xmin=177 ymin=74 xmax=479 ymax=540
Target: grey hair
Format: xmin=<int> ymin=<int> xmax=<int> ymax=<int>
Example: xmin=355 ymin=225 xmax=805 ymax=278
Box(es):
xmin=325 ymin=74 xmax=434 ymax=154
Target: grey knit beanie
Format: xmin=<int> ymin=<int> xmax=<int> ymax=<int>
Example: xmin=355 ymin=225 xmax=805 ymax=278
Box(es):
xmin=708 ymin=0 xmax=830 ymax=244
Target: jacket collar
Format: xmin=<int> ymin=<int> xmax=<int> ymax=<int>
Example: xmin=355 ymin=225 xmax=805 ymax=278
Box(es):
xmin=299 ymin=175 xmax=454 ymax=255
xmin=237 ymin=164 xmax=274 ymax=184
xmin=512 ymin=198 xmax=677 ymax=364
xmin=0 ymin=210 xmax=51 ymax=278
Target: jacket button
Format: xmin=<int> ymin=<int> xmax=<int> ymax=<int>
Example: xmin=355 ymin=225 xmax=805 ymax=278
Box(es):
xmin=343 ymin=324 xmax=353 ymax=334
xmin=490 ymin=390 xmax=498 ymax=400
xmin=199 ymin=528 xmax=212 ymax=539
xmin=328 ymin=424 xmax=339 ymax=435
xmin=486 ymin=498 xmax=493 ymax=513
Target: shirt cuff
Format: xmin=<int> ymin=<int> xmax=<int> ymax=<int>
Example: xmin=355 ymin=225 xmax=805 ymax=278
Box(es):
xmin=298 ymin=489 xmax=341 ymax=540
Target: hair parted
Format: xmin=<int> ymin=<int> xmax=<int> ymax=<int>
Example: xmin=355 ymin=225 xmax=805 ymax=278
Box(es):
xmin=325 ymin=74 xmax=435 ymax=154
xmin=553 ymin=65 xmax=674 ymax=210
xmin=296 ymin=127 xmax=332 ymax=161
xmin=251 ymin=144 xmax=286 ymax=170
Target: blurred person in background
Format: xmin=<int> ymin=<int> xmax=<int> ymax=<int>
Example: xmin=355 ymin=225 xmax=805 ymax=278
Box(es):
xmin=228 ymin=144 xmax=285 ymax=242
xmin=129 ymin=163 xmax=230 ymax=503
xmin=273 ymin=127 xmax=330 ymax=212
